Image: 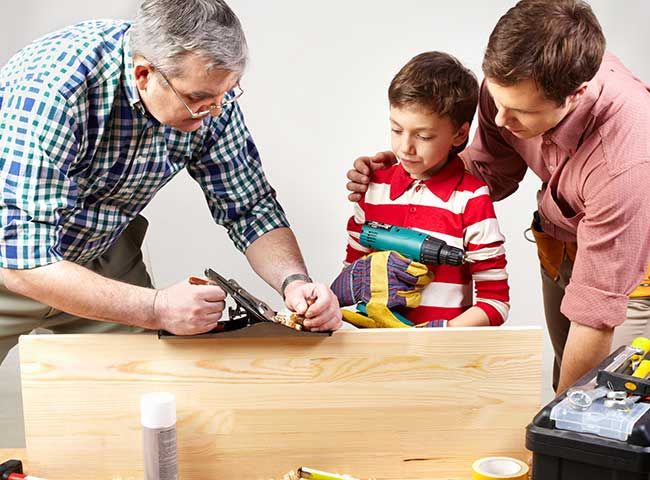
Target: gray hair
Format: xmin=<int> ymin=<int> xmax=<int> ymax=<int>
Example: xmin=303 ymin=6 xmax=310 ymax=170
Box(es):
xmin=130 ymin=0 xmax=248 ymax=78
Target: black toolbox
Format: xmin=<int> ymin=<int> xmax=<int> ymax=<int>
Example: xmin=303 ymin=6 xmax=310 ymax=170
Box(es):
xmin=526 ymin=346 xmax=650 ymax=479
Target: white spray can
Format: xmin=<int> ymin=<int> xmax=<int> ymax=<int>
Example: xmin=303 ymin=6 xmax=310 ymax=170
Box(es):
xmin=140 ymin=392 xmax=178 ymax=480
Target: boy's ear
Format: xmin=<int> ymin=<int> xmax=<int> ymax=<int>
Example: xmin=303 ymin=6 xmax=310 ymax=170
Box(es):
xmin=452 ymin=122 xmax=470 ymax=147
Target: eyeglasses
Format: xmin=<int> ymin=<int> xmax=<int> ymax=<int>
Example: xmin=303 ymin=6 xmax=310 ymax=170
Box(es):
xmin=152 ymin=63 xmax=244 ymax=119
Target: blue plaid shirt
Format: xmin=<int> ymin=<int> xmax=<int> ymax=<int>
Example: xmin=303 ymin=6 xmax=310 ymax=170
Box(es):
xmin=0 ymin=20 xmax=289 ymax=269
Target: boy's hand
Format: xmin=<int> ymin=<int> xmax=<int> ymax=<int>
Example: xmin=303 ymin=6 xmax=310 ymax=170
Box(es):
xmin=346 ymin=151 xmax=398 ymax=202
xmin=330 ymin=251 xmax=432 ymax=308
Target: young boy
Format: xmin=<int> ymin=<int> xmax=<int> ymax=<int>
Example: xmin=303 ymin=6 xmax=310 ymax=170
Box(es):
xmin=332 ymin=52 xmax=509 ymax=327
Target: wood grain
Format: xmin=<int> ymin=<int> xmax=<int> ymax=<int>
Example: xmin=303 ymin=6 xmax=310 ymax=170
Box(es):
xmin=0 ymin=449 xmax=26 ymax=463
xmin=19 ymin=327 xmax=542 ymax=480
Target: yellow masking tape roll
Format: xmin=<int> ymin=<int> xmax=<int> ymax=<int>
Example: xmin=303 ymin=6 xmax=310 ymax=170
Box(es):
xmin=471 ymin=457 xmax=529 ymax=480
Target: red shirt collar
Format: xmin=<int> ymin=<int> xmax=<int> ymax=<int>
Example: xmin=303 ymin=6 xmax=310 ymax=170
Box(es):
xmin=389 ymin=155 xmax=465 ymax=202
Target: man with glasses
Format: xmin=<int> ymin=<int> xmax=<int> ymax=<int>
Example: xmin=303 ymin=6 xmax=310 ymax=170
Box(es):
xmin=0 ymin=0 xmax=342 ymax=366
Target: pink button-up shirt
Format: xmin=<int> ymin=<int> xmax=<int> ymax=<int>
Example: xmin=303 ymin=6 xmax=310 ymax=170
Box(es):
xmin=463 ymin=53 xmax=650 ymax=329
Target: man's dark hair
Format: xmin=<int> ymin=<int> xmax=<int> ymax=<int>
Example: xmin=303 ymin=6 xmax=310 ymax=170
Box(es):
xmin=483 ymin=0 xmax=606 ymax=104
xmin=389 ymin=51 xmax=479 ymax=130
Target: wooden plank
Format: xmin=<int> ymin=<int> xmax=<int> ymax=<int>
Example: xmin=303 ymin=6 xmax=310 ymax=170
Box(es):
xmin=20 ymin=327 xmax=542 ymax=480
xmin=0 ymin=449 xmax=26 ymax=462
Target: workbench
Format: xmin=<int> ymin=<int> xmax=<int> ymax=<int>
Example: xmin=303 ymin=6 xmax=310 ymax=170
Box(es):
xmin=0 ymin=450 xmax=25 ymax=462
xmin=11 ymin=327 xmax=541 ymax=479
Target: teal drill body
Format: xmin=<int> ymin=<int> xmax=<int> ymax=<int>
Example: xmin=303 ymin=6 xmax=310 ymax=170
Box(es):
xmin=359 ymin=221 xmax=465 ymax=266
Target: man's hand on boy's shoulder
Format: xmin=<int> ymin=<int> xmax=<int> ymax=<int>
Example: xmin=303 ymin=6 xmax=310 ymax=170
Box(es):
xmin=346 ymin=151 xmax=397 ymax=202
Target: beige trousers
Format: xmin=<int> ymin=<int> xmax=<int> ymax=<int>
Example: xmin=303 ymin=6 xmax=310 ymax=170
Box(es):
xmin=0 ymin=215 xmax=153 ymax=366
xmin=541 ymin=255 xmax=650 ymax=391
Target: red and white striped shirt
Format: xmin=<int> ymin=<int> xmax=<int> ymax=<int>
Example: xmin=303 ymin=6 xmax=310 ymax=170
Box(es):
xmin=343 ymin=156 xmax=510 ymax=326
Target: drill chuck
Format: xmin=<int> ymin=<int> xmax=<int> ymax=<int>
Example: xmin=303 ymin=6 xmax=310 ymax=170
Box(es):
xmin=420 ymin=236 xmax=465 ymax=266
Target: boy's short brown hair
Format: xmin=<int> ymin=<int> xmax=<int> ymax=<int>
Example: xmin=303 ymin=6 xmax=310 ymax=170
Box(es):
xmin=388 ymin=51 xmax=479 ymax=129
xmin=483 ymin=0 xmax=605 ymax=104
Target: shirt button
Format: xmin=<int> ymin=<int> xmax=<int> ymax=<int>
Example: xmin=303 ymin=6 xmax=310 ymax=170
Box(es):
xmin=549 ymin=165 xmax=555 ymax=172
xmin=409 ymin=206 xmax=417 ymax=213
xmin=544 ymin=139 xmax=552 ymax=145
xmin=415 ymin=185 xmax=422 ymax=192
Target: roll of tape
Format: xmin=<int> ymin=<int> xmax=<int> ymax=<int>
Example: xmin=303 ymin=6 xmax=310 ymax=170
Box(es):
xmin=471 ymin=457 xmax=529 ymax=480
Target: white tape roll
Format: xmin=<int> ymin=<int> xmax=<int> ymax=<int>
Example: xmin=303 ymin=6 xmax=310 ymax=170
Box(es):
xmin=471 ymin=457 xmax=529 ymax=480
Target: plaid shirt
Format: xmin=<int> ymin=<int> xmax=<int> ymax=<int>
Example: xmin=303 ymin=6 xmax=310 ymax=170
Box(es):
xmin=0 ymin=20 xmax=288 ymax=269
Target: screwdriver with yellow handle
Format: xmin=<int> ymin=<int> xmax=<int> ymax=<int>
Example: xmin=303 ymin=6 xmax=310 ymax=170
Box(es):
xmin=632 ymin=360 xmax=650 ymax=379
xmin=625 ymin=337 xmax=650 ymax=393
xmin=630 ymin=337 xmax=650 ymax=364
xmin=627 ymin=337 xmax=650 ymax=375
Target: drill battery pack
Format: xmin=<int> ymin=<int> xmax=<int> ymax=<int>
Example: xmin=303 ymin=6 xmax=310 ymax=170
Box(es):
xmin=526 ymin=346 xmax=650 ymax=479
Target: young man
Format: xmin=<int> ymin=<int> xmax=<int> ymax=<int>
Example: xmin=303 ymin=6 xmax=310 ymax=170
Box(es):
xmin=346 ymin=0 xmax=650 ymax=393
xmin=332 ymin=52 xmax=509 ymax=328
xmin=0 ymin=0 xmax=342 ymax=366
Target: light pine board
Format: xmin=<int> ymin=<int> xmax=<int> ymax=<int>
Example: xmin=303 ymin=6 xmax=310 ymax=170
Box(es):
xmin=19 ymin=327 xmax=542 ymax=480
xmin=0 ymin=449 xmax=26 ymax=465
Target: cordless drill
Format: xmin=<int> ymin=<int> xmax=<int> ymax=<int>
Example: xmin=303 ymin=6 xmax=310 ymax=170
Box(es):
xmin=359 ymin=221 xmax=465 ymax=266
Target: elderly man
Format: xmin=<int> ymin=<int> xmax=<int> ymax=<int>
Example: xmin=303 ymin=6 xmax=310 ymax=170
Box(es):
xmin=347 ymin=0 xmax=650 ymax=394
xmin=0 ymin=0 xmax=341 ymax=365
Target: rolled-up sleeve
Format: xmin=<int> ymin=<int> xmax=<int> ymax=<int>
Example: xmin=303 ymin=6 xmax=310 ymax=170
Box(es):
xmin=0 ymin=86 xmax=79 ymax=269
xmin=564 ymin=159 xmax=650 ymax=329
xmin=187 ymin=102 xmax=289 ymax=252
xmin=462 ymin=81 xmax=528 ymax=201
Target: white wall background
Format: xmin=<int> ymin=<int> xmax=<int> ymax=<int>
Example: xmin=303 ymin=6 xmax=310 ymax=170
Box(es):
xmin=1 ymin=0 xmax=649 ymax=447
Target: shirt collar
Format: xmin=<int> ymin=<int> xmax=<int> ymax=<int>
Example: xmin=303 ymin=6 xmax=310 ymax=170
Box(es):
xmin=122 ymin=29 xmax=146 ymax=115
xmin=543 ymin=80 xmax=599 ymax=155
xmin=389 ymin=155 xmax=465 ymax=202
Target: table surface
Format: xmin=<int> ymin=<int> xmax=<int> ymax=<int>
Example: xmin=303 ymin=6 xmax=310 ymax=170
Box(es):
xmin=0 ymin=449 xmax=27 ymax=466
xmin=0 ymin=449 xmax=457 ymax=479
xmin=16 ymin=330 xmax=540 ymax=480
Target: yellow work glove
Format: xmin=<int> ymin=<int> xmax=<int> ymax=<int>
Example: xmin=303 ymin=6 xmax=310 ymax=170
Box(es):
xmin=342 ymin=307 xmax=409 ymax=328
xmin=339 ymin=250 xmax=432 ymax=328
